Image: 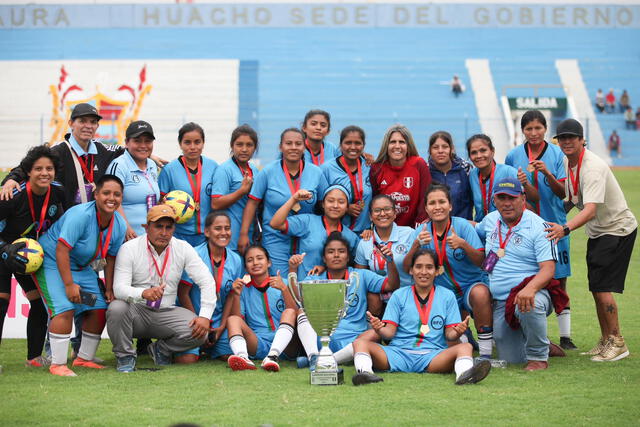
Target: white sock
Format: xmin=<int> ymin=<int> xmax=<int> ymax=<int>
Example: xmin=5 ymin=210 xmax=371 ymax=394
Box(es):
xmin=459 ymin=334 xmax=469 ymax=344
xmin=229 ymin=335 xmax=249 ymax=358
xmin=50 ymin=332 xmax=70 ymax=365
xmin=77 ymin=331 xmax=101 ymax=361
xmin=268 ymin=323 xmax=294 ymax=357
xmin=477 ymin=328 xmax=493 ymax=358
xmin=333 ymin=343 xmax=354 ymax=364
xmin=297 ymin=312 xmax=319 ymax=357
xmin=454 ymin=356 xmax=474 ymax=380
xmin=354 ymin=352 xmax=373 ymax=374
xmin=557 ymin=308 xmax=571 ymax=338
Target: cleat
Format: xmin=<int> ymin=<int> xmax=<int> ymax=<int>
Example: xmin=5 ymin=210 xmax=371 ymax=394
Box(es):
xmin=261 ymin=355 xmax=280 ymax=372
xmin=581 ymin=338 xmax=606 ymax=356
xmin=49 ymin=364 xmax=77 ymax=377
xmin=227 ymin=355 xmax=256 ymax=371
xmin=116 ymin=355 xmax=136 ymax=373
xmin=147 ymin=342 xmax=171 ymax=366
xmin=72 ymin=357 xmax=106 ymax=369
xmin=352 ymin=371 xmax=383 ymax=386
xmin=560 ymin=337 xmax=578 ymax=350
xmin=548 ymin=342 xmax=566 ymax=358
xmin=456 ymin=359 xmax=491 ymax=384
xmin=524 ymin=360 xmax=548 ymax=371
xmin=71 ymin=351 xmax=104 ymax=364
xmin=591 ymin=336 xmax=629 ymax=362
xmin=25 ymin=355 xmax=51 ymax=368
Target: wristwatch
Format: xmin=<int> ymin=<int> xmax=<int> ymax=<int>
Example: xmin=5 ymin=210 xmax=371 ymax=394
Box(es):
xmin=562 ymin=225 xmax=571 ymax=236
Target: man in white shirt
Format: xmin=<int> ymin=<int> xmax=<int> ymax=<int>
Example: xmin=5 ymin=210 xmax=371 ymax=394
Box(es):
xmin=106 ymin=204 xmax=216 ymax=372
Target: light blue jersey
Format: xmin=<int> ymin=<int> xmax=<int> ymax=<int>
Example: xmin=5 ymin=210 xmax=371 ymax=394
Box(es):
xmin=410 ymin=217 xmax=487 ymax=300
xmin=354 ymin=223 xmax=414 ymax=287
xmin=469 ymin=163 xmax=518 ymax=222
xmin=304 ymin=268 xmax=387 ymax=351
xmin=320 ymin=156 xmax=372 ymax=233
xmin=249 ymin=159 xmax=327 ymax=274
xmin=304 ymin=141 xmax=341 ymax=166
xmin=158 ymin=156 xmax=218 ymax=246
xmin=284 ymin=214 xmax=359 ymax=278
xmin=476 ymin=209 xmax=557 ymax=300
xmin=240 ymin=282 xmax=287 ymax=341
xmin=505 ymin=142 xmax=570 ymax=278
xmin=210 ymin=158 xmax=259 ymax=251
xmin=107 ymin=150 xmax=160 ymax=236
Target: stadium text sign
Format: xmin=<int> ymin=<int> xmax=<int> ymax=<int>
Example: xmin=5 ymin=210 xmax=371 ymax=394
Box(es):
xmin=509 ymin=97 xmax=567 ymax=111
xmin=0 ymin=3 xmax=638 ymax=28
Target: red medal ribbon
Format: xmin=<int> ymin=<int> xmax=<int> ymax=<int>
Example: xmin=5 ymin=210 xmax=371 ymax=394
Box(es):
xmin=75 ymin=153 xmax=95 ymax=183
xmin=180 ymin=156 xmax=203 ymax=233
xmin=209 ymin=247 xmax=226 ymax=295
xmin=327 ymin=269 xmax=349 ymax=280
xmin=322 ymin=216 xmax=342 ymax=237
xmin=250 ymin=276 xmax=276 ymax=331
xmin=94 ymin=209 xmax=115 ymax=262
xmin=282 ymin=160 xmax=304 ymax=196
xmin=497 ymin=215 xmax=522 ymax=251
xmin=413 ymin=285 xmax=435 ymax=346
xmin=305 ymin=139 xmax=324 ymax=166
xmin=339 ymin=156 xmax=363 ymax=202
xmin=147 ymin=239 xmax=171 ymax=283
xmin=431 ymin=220 xmax=451 ymax=267
xmin=234 ymin=157 xmax=253 ymax=178
xmin=26 ymin=182 xmax=51 ymax=236
xmin=526 ymin=143 xmax=543 ymax=215
xmin=249 ymin=276 xmax=270 ymax=288
xmin=479 ymin=163 xmax=495 ymax=215
xmin=372 ymin=232 xmax=393 ymax=271
xmin=568 ymin=148 xmax=585 ymax=202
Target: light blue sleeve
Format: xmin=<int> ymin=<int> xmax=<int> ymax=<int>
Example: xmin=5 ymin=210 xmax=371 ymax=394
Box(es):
xmin=211 ymin=164 xmax=232 ymax=197
xmin=157 ymin=163 xmax=173 ymax=195
xmin=535 ymin=221 xmax=556 ymax=263
xmin=381 ymin=290 xmax=402 ymax=325
xmin=285 ymin=214 xmax=312 ymax=238
xmin=444 ymin=291 xmax=462 ymax=326
xmin=361 ymin=269 xmax=385 ymax=293
xmin=475 ymin=216 xmax=488 ymax=241
xmin=249 ymin=168 xmax=268 ymax=200
xmin=354 ymin=241 xmax=369 ymax=265
xmin=107 ymin=159 xmax=128 ymax=185
xmin=58 ymin=210 xmax=90 ymax=249
xmin=456 ymin=218 xmax=483 ymax=250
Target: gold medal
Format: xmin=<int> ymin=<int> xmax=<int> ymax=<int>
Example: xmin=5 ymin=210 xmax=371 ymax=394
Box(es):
xmin=496 ymin=248 xmax=506 ymax=258
xmin=420 ymin=324 xmax=430 ymax=335
xmin=527 ymin=163 xmax=535 ymax=173
xmin=437 ymin=265 xmax=445 ymax=276
xmin=291 ymin=202 xmax=301 ymax=213
xmin=571 ymin=195 xmax=579 ymax=205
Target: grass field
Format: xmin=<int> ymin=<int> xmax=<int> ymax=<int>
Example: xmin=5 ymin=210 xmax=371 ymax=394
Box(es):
xmin=2 ymin=170 xmax=639 ymax=426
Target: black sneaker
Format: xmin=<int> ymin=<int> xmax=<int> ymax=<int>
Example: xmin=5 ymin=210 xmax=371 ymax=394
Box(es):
xmin=560 ymin=337 xmax=578 ymax=350
xmin=455 ymin=359 xmax=491 ymax=385
xmin=352 ymin=371 xmax=384 ymax=386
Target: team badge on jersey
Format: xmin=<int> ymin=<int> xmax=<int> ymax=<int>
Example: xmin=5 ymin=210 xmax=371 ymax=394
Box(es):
xmin=48 ymin=205 xmax=58 ymax=217
xmin=403 ymin=177 xmax=414 ymax=189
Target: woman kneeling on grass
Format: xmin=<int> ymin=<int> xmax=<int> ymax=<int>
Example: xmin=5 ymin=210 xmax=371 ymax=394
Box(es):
xmin=351 ymin=249 xmax=491 ymax=386
xmin=225 ymin=245 xmax=300 ymax=372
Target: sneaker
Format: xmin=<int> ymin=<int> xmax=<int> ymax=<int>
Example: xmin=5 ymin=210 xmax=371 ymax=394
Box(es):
xmin=147 ymin=342 xmax=171 ymax=366
xmin=581 ymin=338 xmax=606 ymax=356
xmin=227 ymin=355 xmax=256 ymax=371
xmin=25 ymin=355 xmax=51 ymax=368
xmin=71 ymin=351 xmax=104 ymax=364
xmin=261 ymin=355 xmax=280 ymax=372
xmin=49 ymin=364 xmax=77 ymax=377
xmin=352 ymin=371 xmax=384 ymax=386
xmin=560 ymin=337 xmax=578 ymax=350
xmin=116 ymin=355 xmax=136 ymax=373
xmin=591 ymin=336 xmax=630 ymax=362
xmin=455 ymin=359 xmax=491 ymax=385
xmin=72 ymin=357 xmax=106 ymax=369
xmin=548 ymin=342 xmax=566 ymax=358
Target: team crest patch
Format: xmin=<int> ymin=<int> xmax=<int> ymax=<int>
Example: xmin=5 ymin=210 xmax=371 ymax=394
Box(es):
xmin=276 ymin=298 xmax=285 ymax=312
xmin=403 ymin=177 xmax=414 ymax=189
xmin=131 ymin=174 xmax=141 ymax=183
xmin=48 ymin=205 xmax=58 ymax=217
xmin=430 ymin=315 xmax=444 ymax=330
xmin=394 ymin=244 xmax=408 ymax=255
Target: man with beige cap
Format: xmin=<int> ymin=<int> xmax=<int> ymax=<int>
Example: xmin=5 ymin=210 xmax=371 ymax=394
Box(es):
xmin=107 ymin=204 xmax=216 ymax=372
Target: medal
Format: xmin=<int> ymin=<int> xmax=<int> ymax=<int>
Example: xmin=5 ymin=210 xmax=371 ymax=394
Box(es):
xmin=568 ymin=149 xmax=585 ymax=206
xmin=526 ymin=163 xmax=535 ymax=173
xmin=571 ymin=195 xmax=579 ymax=205
xmin=420 ymin=324 xmax=430 ymax=335
xmin=90 ymin=209 xmax=115 ymax=272
xmin=181 ymin=156 xmax=203 ymax=232
xmin=496 ymin=248 xmax=506 ymax=258
xmin=90 ymin=258 xmax=107 ymax=272
xmin=437 ymin=265 xmax=445 ymax=275
xmin=283 ymin=159 xmax=304 ymax=214
xmin=291 ymin=202 xmax=301 ymax=213
xmin=413 ymin=285 xmax=435 ymax=345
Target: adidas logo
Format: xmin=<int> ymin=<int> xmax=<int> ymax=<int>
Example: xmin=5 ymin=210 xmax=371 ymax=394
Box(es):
xmin=381 ymin=180 xmax=387 ymax=185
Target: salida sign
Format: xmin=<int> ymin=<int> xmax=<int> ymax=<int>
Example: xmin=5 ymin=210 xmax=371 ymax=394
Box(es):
xmin=508 ymin=97 xmax=567 ymax=111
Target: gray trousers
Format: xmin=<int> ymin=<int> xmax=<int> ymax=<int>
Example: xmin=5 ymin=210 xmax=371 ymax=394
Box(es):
xmin=106 ymin=300 xmax=205 ymax=358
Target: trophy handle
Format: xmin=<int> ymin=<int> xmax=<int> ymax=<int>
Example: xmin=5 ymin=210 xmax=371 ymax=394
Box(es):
xmin=341 ymin=271 xmax=360 ymax=318
xmin=287 ymin=272 xmax=303 ymax=308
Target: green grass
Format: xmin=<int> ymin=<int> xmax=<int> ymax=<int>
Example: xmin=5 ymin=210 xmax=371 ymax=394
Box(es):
xmin=2 ymin=171 xmax=640 ymax=426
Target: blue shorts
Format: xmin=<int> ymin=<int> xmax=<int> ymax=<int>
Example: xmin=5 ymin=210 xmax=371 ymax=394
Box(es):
xmin=554 ymin=237 xmax=571 ymax=279
xmin=381 ymin=344 xmax=445 ymax=373
xmin=250 ymin=332 xmax=274 ymax=360
xmin=459 ymin=282 xmax=489 ymax=314
xmin=173 ymin=232 xmax=206 ymax=247
xmin=34 ymin=264 xmax=106 ymax=318
xmin=329 ymin=329 xmax=361 ymax=353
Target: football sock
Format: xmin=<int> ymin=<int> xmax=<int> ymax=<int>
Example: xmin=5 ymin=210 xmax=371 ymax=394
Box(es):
xmin=0 ymin=297 xmax=8 ymax=344
xmin=77 ymin=331 xmax=101 ymax=361
xmin=50 ymin=332 xmax=71 ymax=365
xmin=268 ymin=323 xmax=294 ymax=357
xmin=333 ymin=343 xmax=354 ymax=364
xmin=296 ymin=312 xmax=319 ymax=357
xmin=557 ymin=308 xmax=571 ymax=338
xmin=26 ymin=299 xmax=48 ymax=361
xmin=229 ymin=334 xmax=249 ymax=358
xmin=477 ymin=326 xmax=493 ymax=358
xmin=454 ymin=356 xmax=474 ymax=380
xmin=354 ymin=352 xmax=373 ymax=374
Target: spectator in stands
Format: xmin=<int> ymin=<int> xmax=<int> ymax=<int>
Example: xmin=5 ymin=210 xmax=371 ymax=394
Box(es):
xmin=595 ymin=89 xmax=605 ymax=113
xmin=624 ymin=107 xmax=635 ymax=130
xmin=619 ymin=90 xmax=630 ymax=113
xmin=451 ymin=75 xmax=464 ymax=97
xmin=608 ymin=130 xmax=621 ymax=158
xmin=605 ymin=89 xmax=616 ymax=113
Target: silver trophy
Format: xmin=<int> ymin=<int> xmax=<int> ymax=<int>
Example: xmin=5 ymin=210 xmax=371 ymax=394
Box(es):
xmin=287 ymin=272 xmax=360 ymax=385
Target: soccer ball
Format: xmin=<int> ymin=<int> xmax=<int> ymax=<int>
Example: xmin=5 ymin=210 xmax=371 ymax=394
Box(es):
xmin=12 ymin=237 xmax=44 ymax=274
xmin=163 ymin=190 xmax=196 ymax=224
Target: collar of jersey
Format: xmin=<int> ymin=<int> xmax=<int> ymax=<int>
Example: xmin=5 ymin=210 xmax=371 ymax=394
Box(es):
xmin=69 ymin=134 xmax=98 ymax=156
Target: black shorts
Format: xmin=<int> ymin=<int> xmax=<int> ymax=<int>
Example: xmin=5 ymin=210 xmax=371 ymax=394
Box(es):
xmin=0 ymin=260 xmax=38 ymax=295
xmin=587 ymin=228 xmax=637 ymax=293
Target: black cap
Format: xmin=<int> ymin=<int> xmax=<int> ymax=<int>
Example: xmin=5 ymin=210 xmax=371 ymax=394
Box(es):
xmin=554 ymin=119 xmax=584 ymax=139
xmin=126 ymin=120 xmax=155 ymax=140
xmin=70 ymin=103 xmax=102 ymax=120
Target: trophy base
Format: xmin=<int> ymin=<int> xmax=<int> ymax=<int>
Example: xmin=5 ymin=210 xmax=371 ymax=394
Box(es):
xmin=310 ymin=368 xmax=344 ymax=386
